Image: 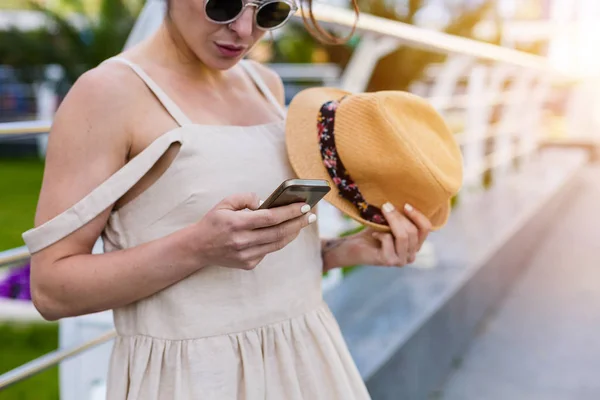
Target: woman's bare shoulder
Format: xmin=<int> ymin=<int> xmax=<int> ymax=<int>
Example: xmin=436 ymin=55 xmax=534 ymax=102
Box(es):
xmin=55 ymin=61 xmax=140 ymax=132
xmin=37 ymin=61 xmax=143 ymax=226
xmin=243 ymin=59 xmax=285 ymax=106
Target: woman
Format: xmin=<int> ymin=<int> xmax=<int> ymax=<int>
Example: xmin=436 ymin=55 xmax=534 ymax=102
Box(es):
xmin=23 ymin=0 xmax=433 ymax=397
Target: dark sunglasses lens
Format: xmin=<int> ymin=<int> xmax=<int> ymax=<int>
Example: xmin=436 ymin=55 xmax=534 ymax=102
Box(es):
xmin=205 ymin=0 xmax=243 ymax=22
xmin=256 ymin=2 xmax=292 ymax=28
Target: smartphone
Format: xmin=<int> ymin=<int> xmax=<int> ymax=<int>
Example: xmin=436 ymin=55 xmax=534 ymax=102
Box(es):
xmin=258 ymin=179 xmax=331 ymax=210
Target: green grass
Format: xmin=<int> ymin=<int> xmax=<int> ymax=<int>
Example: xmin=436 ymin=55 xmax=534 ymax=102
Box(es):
xmin=0 ymin=157 xmax=45 ymax=251
xmin=0 ymin=157 xmax=58 ymax=399
xmin=0 ymin=322 xmax=60 ymax=400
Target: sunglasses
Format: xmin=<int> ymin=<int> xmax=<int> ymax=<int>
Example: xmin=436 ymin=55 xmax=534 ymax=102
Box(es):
xmin=204 ymin=0 xmax=298 ymax=31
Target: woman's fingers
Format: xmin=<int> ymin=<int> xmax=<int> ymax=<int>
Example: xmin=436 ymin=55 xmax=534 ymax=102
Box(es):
xmin=381 ymin=202 xmax=418 ymax=262
xmin=373 ymin=232 xmax=400 ymax=267
xmin=238 ymin=212 xmax=317 ymax=263
xmin=402 ymin=203 xmax=432 ymax=251
xmin=250 ymin=212 xmax=316 ymax=247
xmin=237 ymin=201 xmax=311 ymax=230
xmin=373 ymin=232 xmax=407 ymax=266
xmin=405 ymin=223 xmax=419 ymax=263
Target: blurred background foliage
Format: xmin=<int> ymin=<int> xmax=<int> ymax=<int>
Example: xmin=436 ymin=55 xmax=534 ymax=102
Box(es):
xmin=0 ymin=0 xmax=143 ymax=91
xmin=0 ymin=0 xmax=507 ymax=93
xmin=272 ymin=0 xmax=504 ymax=91
xmin=0 ymin=322 xmax=59 ymax=400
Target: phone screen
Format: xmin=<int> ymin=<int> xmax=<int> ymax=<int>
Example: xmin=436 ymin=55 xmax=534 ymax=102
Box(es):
xmin=259 ymin=180 xmax=331 ymax=210
xmin=266 ymin=186 xmax=329 ymax=209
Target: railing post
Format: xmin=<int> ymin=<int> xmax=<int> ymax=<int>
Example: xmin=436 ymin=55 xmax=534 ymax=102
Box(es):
xmin=486 ymin=64 xmax=515 ymax=180
xmin=58 ymin=313 xmax=114 ymax=400
xmin=34 ymin=65 xmax=62 ymax=159
xmin=462 ymin=64 xmax=489 ymax=193
xmin=521 ymin=76 xmax=552 ymax=164
xmin=489 ymin=66 xmax=533 ymax=177
xmin=338 ymin=33 xmax=401 ymax=93
xmin=428 ymin=55 xmax=474 ymax=110
xmin=565 ymin=79 xmax=600 ymax=142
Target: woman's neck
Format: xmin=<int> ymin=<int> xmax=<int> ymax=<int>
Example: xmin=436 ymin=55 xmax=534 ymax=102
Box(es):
xmin=143 ymin=22 xmax=226 ymax=84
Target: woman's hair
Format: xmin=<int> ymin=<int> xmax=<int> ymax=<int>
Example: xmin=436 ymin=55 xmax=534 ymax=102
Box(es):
xmin=299 ymin=0 xmax=360 ymax=45
xmin=164 ymin=0 xmax=360 ymax=45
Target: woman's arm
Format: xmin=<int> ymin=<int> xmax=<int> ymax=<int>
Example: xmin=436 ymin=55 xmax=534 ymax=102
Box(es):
xmin=321 ymin=236 xmax=360 ymax=272
xmin=320 ymin=204 xmax=433 ymax=272
xmin=321 ymin=237 xmax=345 ymax=272
xmin=29 ymin=65 xmax=207 ymax=320
xmin=33 ymin=230 xmax=206 ymax=321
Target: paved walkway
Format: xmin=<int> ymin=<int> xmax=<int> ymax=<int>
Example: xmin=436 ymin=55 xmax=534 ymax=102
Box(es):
xmin=438 ymin=165 xmax=600 ymax=400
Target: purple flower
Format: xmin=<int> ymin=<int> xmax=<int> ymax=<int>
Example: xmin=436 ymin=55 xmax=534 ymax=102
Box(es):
xmin=0 ymin=262 xmax=31 ymax=301
xmin=0 ymin=279 xmax=10 ymax=298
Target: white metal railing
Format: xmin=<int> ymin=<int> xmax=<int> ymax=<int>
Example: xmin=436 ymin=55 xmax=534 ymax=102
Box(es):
xmin=0 ymin=246 xmax=29 ymax=266
xmin=1 ymin=0 xmax=597 ymax=396
xmin=0 ymin=120 xmax=53 ymax=136
xmin=308 ymin=4 xmax=571 ymax=78
xmin=0 ymin=330 xmax=117 ymax=389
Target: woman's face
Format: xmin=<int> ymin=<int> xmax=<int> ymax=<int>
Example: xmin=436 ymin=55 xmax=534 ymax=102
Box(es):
xmin=168 ymin=0 xmax=268 ymax=70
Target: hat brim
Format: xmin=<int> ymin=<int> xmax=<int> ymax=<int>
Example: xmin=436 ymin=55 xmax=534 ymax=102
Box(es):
xmin=286 ymin=87 xmax=450 ymax=232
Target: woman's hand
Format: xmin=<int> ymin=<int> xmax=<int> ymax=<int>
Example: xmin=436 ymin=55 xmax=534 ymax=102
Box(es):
xmin=185 ymin=193 xmax=317 ymax=271
xmin=322 ymin=202 xmax=432 ymax=271
xmin=368 ymin=202 xmax=432 ymax=266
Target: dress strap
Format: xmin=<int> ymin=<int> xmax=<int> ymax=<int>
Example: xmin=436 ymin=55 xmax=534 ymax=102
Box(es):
xmin=239 ymin=60 xmax=286 ymax=119
xmin=22 ymin=130 xmax=184 ymax=254
xmin=107 ymin=57 xmax=193 ymax=127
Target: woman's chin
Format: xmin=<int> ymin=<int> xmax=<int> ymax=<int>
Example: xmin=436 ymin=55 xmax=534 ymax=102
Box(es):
xmin=206 ymin=55 xmax=246 ymax=70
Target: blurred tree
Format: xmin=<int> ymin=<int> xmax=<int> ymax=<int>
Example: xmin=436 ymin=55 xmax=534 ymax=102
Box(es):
xmin=271 ymin=0 xmax=503 ymax=92
xmin=358 ymin=0 xmax=502 ymax=92
xmin=0 ymin=0 xmax=143 ymax=90
xmin=271 ymin=23 xmax=320 ymax=64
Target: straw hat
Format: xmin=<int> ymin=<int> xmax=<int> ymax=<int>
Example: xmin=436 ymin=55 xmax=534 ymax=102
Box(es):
xmin=285 ymin=87 xmax=463 ymax=231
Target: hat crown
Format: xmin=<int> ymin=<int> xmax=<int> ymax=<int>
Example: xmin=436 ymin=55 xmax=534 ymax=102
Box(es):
xmin=285 ymin=87 xmax=464 ymax=230
xmin=380 ymin=92 xmax=463 ymax=194
xmin=334 ymin=92 xmax=463 ymax=210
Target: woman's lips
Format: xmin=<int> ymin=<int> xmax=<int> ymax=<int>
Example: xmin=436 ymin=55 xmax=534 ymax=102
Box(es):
xmin=215 ymin=43 xmax=246 ymax=58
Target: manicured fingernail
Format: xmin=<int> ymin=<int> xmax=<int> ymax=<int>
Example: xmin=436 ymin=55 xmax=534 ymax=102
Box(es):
xmin=301 ymin=204 xmax=311 ymax=214
xmin=404 ymin=203 xmax=413 ymax=212
xmin=382 ymin=202 xmax=395 ymax=213
xmin=308 ymin=213 xmax=317 ymax=224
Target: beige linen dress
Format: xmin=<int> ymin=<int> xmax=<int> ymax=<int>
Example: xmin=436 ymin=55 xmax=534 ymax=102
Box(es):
xmin=22 ymin=56 xmax=371 ymax=400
